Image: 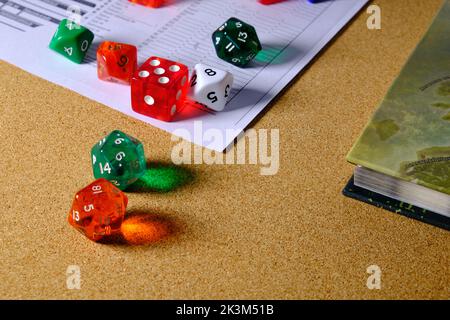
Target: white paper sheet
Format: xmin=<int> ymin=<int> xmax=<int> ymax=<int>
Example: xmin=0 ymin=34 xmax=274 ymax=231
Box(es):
xmin=0 ymin=0 xmax=368 ymax=151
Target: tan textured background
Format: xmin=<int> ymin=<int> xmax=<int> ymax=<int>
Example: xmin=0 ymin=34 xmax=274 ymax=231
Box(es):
xmin=0 ymin=0 xmax=449 ymax=299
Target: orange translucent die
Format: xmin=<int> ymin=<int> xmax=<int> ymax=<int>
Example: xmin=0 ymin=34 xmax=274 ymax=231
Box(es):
xmin=97 ymin=41 xmax=138 ymax=84
xmin=128 ymin=0 xmax=164 ymax=8
xmin=68 ymin=179 xmax=128 ymax=242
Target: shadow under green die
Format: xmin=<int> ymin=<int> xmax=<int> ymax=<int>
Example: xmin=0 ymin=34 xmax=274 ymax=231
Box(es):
xmin=126 ymin=161 xmax=195 ymax=193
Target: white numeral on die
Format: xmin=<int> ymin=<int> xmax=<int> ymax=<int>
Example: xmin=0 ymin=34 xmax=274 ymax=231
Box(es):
xmin=99 ymin=162 xmax=111 ymax=174
xmin=64 ymin=47 xmax=73 ymax=56
xmin=72 ymin=210 xmax=80 ymax=221
xmin=116 ymin=152 xmax=126 ymax=161
xmin=84 ymin=204 xmax=94 ymax=212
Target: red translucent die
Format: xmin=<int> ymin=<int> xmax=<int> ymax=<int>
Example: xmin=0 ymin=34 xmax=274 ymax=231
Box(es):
xmin=68 ymin=179 xmax=128 ymax=242
xmin=97 ymin=41 xmax=137 ymax=84
xmin=131 ymin=56 xmax=189 ymax=122
xmin=128 ymin=0 xmax=164 ymax=8
xmin=259 ymin=0 xmax=285 ymax=4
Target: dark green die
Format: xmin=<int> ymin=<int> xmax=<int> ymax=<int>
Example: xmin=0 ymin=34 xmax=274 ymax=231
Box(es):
xmin=49 ymin=19 xmax=94 ymax=64
xmin=91 ymin=130 xmax=146 ymax=190
xmin=212 ymin=17 xmax=262 ymax=67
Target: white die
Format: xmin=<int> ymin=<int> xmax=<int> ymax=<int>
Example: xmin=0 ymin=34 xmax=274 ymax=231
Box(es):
xmin=188 ymin=64 xmax=234 ymax=111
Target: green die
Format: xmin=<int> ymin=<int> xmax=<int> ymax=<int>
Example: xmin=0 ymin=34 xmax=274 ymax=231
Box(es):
xmin=91 ymin=130 xmax=147 ymax=190
xmin=212 ymin=17 xmax=262 ymax=67
xmin=49 ymin=19 xmax=94 ymax=63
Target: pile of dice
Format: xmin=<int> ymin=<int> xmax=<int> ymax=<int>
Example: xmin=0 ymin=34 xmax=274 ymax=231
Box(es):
xmin=56 ymin=0 xmax=299 ymax=242
xmin=69 ymin=130 xmax=148 ymax=242
xmin=48 ymin=14 xmax=263 ymax=121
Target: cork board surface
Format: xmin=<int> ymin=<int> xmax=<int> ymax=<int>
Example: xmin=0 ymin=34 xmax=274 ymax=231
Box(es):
xmin=0 ymin=0 xmax=449 ymax=300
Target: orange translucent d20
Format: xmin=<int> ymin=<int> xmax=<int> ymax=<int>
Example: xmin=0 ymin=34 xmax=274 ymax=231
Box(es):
xmin=128 ymin=0 xmax=164 ymax=8
xmin=68 ymin=179 xmax=128 ymax=242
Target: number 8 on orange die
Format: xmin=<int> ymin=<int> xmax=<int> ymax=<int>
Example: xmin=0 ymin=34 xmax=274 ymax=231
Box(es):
xmin=68 ymin=179 xmax=128 ymax=242
xmin=97 ymin=41 xmax=138 ymax=84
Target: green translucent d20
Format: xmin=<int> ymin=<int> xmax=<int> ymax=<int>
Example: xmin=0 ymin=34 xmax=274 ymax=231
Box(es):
xmin=91 ymin=130 xmax=147 ymax=190
xmin=49 ymin=19 xmax=94 ymax=63
xmin=212 ymin=17 xmax=262 ymax=67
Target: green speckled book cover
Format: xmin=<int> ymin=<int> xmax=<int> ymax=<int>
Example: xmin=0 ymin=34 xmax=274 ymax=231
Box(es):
xmin=347 ymin=0 xmax=450 ymax=195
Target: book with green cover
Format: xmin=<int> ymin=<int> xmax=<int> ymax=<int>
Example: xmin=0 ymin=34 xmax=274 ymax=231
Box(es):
xmin=342 ymin=176 xmax=450 ymax=230
xmin=347 ymin=0 xmax=450 ymax=195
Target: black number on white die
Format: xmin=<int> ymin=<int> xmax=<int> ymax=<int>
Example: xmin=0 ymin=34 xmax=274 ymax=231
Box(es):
xmin=207 ymin=92 xmax=218 ymax=103
xmin=224 ymin=84 xmax=230 ymax=98
xmin=190 ymin=74 xmax=197 ymax=87
xmin=204 ymin=68 xmax=217 ymax=76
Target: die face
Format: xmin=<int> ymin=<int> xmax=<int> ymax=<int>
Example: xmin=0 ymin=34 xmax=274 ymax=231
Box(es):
xmin=131 ymin=57 xmax=189 ymax=122
xmin=131 ymin=76 xmax=171 ymax=121
xmin=188 ymin=64 xmax=234 ymax=111
xmin=97 ymin=42 xmax=137 ymax=84
xmin=68 ymin=179 xmax=128 ymax=242
xmin=128 ymin=0 xmax=164 ymax=8
xmin=212 ymin=17 xmax=262 ymax=67
xmin=49 ymin=19 xmax=94 ymax=63
xmin=91 ymin=130 xmax=146 ymax=190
